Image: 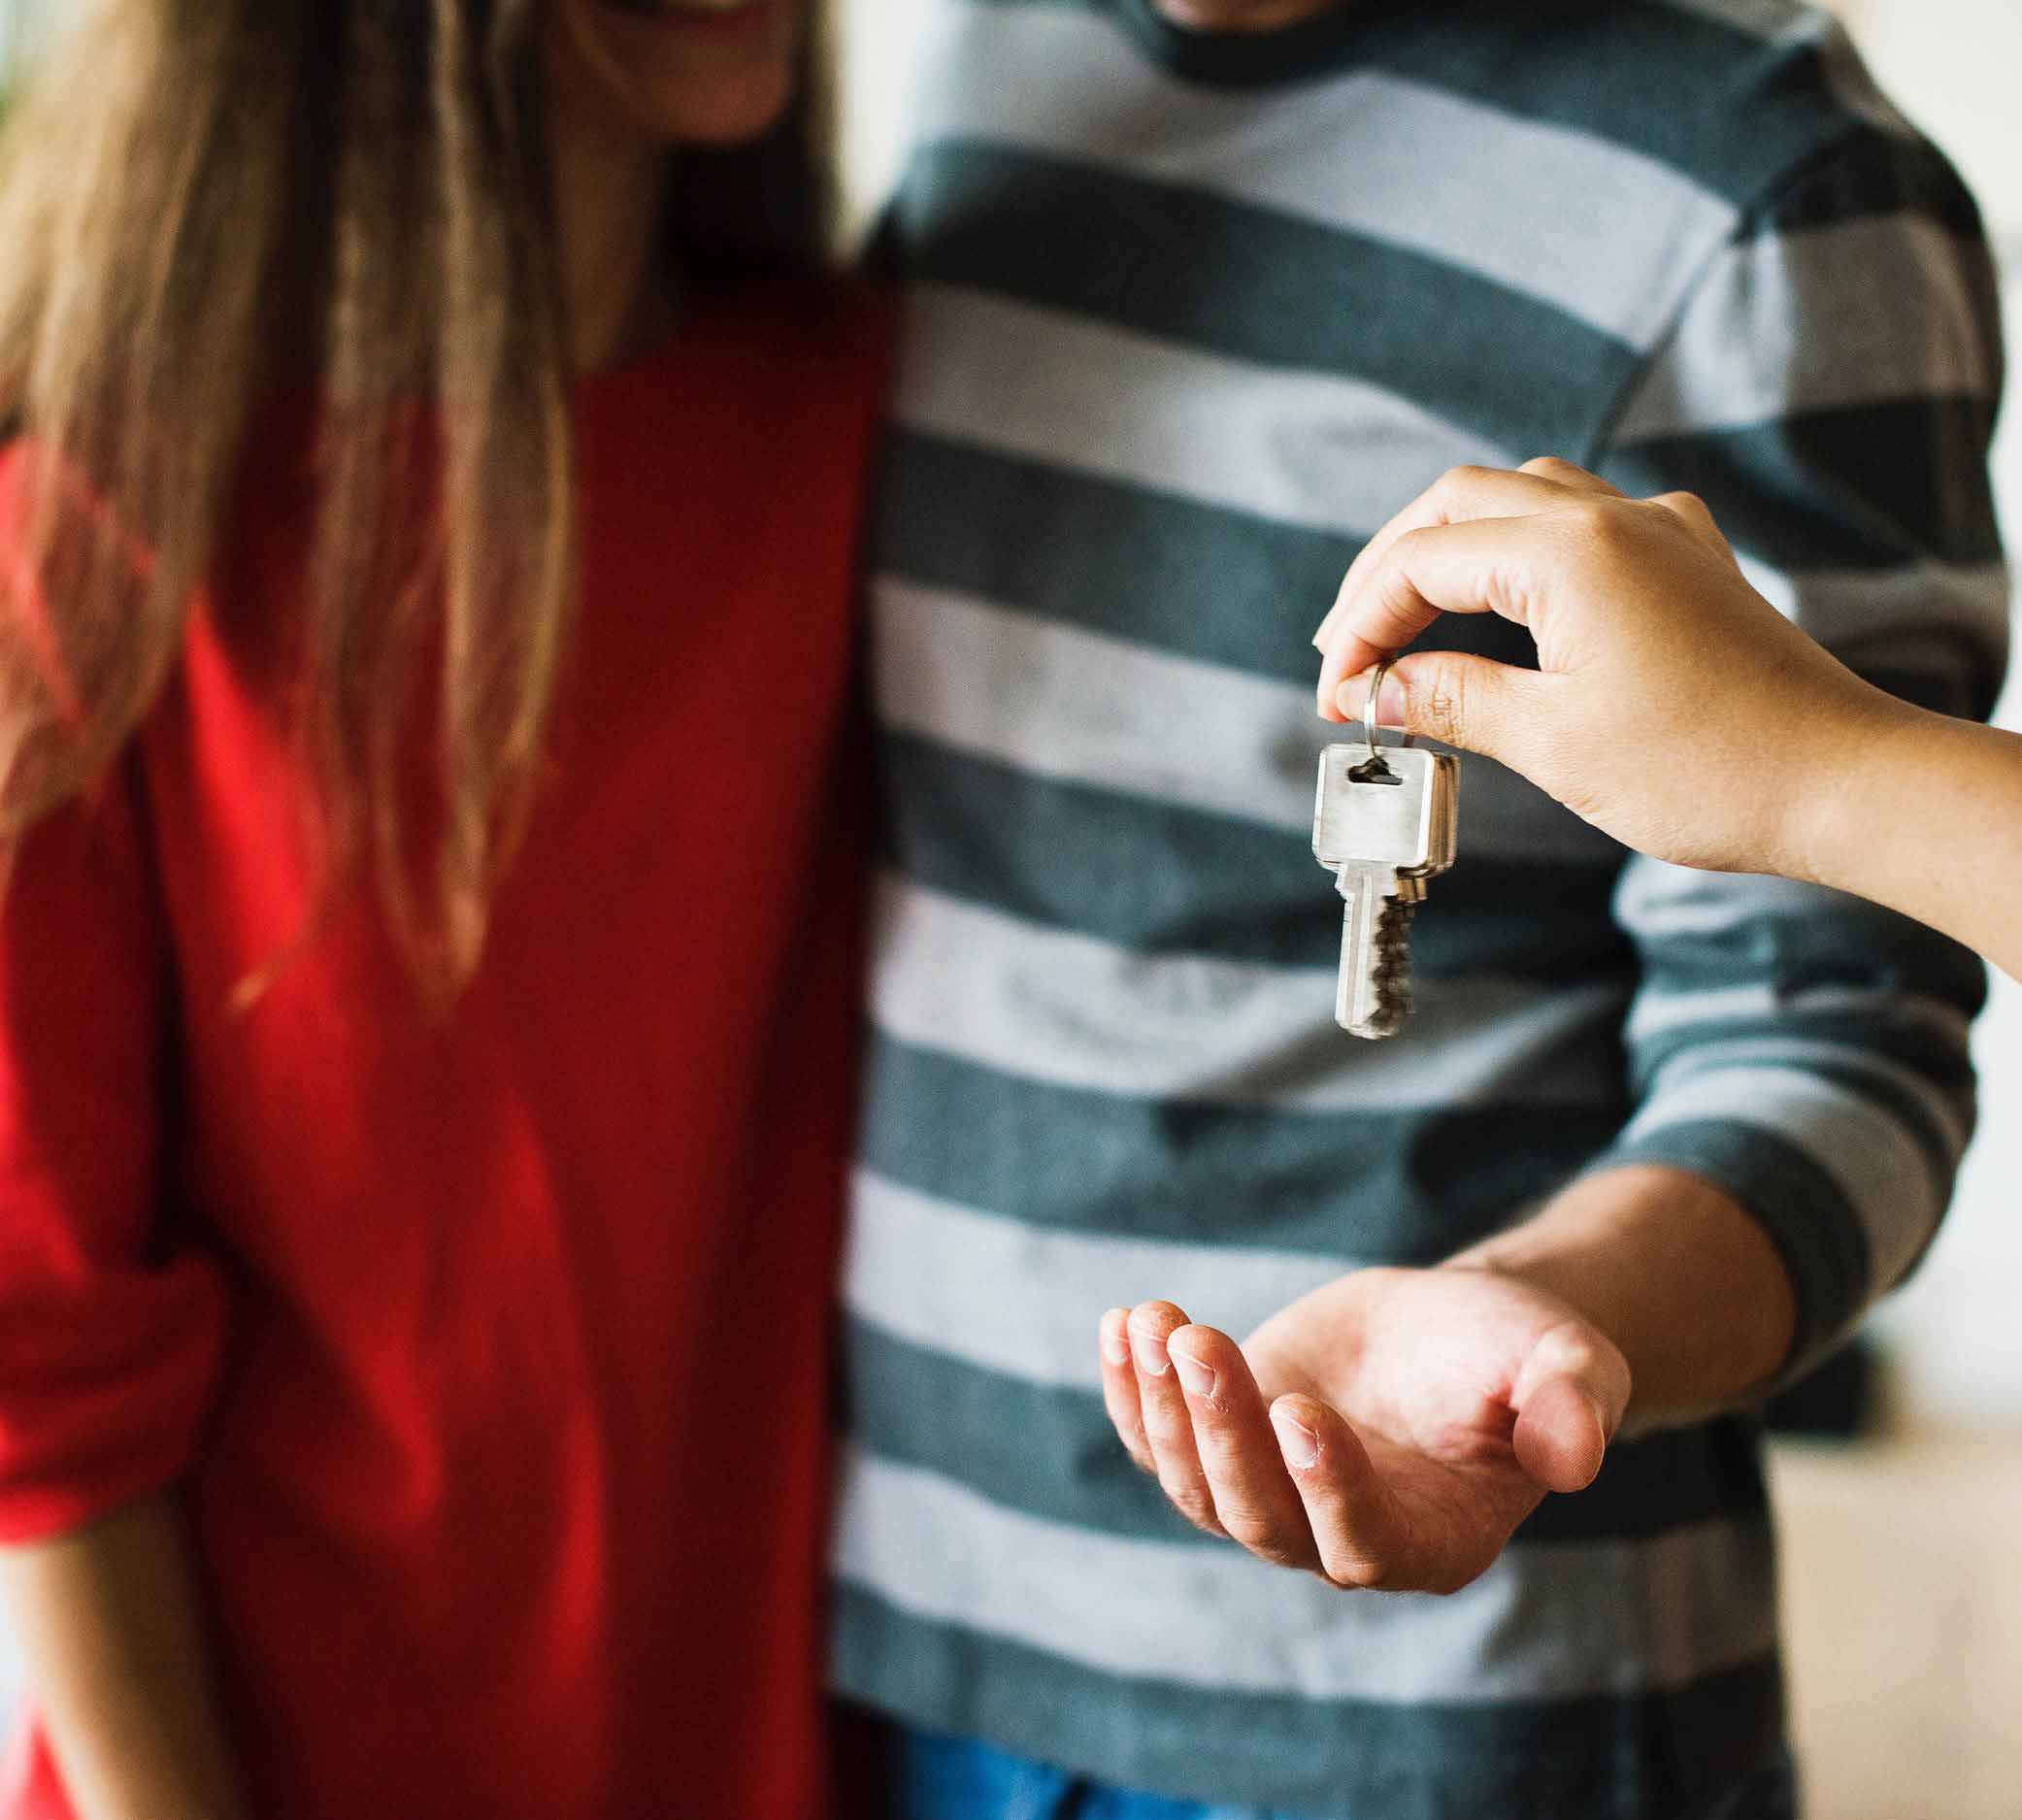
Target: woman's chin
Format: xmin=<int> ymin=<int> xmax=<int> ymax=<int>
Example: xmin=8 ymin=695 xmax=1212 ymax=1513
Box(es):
xmin=650 ymin=68 xmax=799 ymax=147
xmin=558 ymin=0 xmax=803 ymax=149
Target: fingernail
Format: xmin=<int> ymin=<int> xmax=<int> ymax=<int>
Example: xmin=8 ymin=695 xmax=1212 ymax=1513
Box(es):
xmin=1272 ymin=1409 xmax=1320 ymax=1468
xmin=1169 ymin=1344 xmax=1215 ymax=1398
xmin=1132 ymin=1329 xmax=1171 ymax=1377
xmin=1100 ymin=1314 xmax=1130 ymax=1367
xmin=1335 ymin=674 xmax=1407 ymax=725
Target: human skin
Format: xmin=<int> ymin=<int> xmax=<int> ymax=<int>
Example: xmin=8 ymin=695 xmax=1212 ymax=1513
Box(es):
xmin=1099 ymin=1165 xmax=1793 ymax=1593
xmin=1096 ymin=456 xmax=1827 ymax=1590
xmin=1102 ymin=450 xmax=2021 ymax=1589
xmin=0 ymin=5 xmax=809 ymax=1817
xmin=1312 ymin=457 xmax=2022 ymax=979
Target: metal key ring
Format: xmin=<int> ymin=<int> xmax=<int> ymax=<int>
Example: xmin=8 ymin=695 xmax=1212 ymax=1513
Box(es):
xmin=1365 ymin=658 xmax=1414 ymax=754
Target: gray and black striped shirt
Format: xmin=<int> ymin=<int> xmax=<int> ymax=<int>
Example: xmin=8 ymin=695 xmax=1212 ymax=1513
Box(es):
xmin=834 ymin=1 xmax=2008 ymax=1813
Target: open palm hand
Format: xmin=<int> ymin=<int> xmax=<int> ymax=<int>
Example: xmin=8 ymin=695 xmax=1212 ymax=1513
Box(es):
xmin=1098 ymin=1267 xmax=1631 ymax=1594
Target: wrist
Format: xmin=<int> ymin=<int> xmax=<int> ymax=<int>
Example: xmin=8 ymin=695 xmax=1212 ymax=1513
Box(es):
xmin=1447 ymin=1166 xmax=1797 ymax=1423
xmin=1773 ymin=683 xmax=1928 ymax=893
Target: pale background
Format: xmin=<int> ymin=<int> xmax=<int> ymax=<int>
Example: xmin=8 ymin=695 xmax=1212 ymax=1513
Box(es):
xmin=0 ymin=0 xmax=2016 ymax=1811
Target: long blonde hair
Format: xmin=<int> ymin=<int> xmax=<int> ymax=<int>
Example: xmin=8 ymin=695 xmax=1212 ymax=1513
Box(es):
xmin=0 ymin=0 xmax=833 ymax=989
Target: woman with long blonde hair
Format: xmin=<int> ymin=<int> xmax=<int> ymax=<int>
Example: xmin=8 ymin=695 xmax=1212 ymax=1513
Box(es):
xmin=0 ymin=3 xmax=880 ymax=1815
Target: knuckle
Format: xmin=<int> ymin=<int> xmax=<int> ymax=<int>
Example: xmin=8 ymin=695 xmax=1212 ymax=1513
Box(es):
xmin=1319 ymin=1552 xmax=1391 ymax=1592
xmin=1218 ymin=1504 xmax=1282 ymax=1547
xmin=1223 ymin=1515 xmax=1310 ymax=1570
xmin=1390 ymin=523 xmax=1439 ymax=566
xmin=1160 ymin=1478 xmax=1223 ymax=1534
xmin=1534 ymin=1317 xmax=1611 ymax=1380
xmin=1564 ymin=496 xmax=1624 ymax=544
xmin=1409 ymin=661 xmax=1466 ymax=745
xmin=1439 ymin=462 xmax=1496 ymax=496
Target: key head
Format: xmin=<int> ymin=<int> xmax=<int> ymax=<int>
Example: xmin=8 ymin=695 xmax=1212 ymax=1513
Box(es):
xmin=1312 ymin=744 xmax=1458 ymax=873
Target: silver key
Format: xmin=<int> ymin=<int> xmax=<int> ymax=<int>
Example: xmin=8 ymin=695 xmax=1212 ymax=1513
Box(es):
xmin=1312 ymin=736 xmax=1458 ymax=1040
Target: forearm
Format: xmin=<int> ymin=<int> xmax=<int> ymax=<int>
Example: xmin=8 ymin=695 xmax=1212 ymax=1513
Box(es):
xmin=1790 ymin=702 xmax=2022 ymax=982
xmin=0 ymin=1493 xmax=249 ymax=1820
xmin=1448 ymin=1163 xmax=1797 ymax=1428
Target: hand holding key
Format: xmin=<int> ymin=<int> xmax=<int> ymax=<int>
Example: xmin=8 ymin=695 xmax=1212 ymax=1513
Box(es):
xmin=1099 ymin=1270 xmax=1630 ymax=1595
xmin=1309 ymin=458 xmax=1907 ymax=881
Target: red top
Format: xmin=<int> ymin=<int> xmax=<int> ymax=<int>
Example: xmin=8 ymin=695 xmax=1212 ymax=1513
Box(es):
xmin=0 ymin=282 xmax=885 ymax=1820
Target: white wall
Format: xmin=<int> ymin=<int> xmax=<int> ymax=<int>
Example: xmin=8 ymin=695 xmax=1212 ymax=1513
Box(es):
xmin=1831 ymin=0 xmax=2022 ymax=1425
xmin=0 ymin=0 xmax=56 ymax=82
xmin=838 ymin=0 xmax=935 ymax=237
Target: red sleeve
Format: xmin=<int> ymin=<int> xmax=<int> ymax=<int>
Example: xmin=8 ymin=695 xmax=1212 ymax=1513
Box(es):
xmin=0 ymin=534 xmax=229 ymax=1545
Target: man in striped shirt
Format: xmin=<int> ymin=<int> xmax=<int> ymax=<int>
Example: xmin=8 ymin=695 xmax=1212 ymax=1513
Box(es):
xmin=835 ymin=0 xmax=2007 ymax=1814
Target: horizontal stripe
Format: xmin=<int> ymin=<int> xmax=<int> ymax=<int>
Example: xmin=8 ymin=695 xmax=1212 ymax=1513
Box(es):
xmin=896 ymin=284 xmax=1510 ymax=536
xmin=849 ymin=1033 xmax=1961 ymax=1404
xmin=1346 ymin=3 xmax=1903 ymax=206
xmin=1624 ymin=1014 xmax=1977 ymax=1192
xmin=878 ymin=736 xmax=1636 ymax=972
xmin=1609 ymin=215 xmax=1999 ymax=441
xmin=975 ymin=0 xmax=1873 ymax=214
xmin=1645 ymin=1036 xmax=1971 ymax=1166
xmin=874 ymin=578 xmax=1324 ymax=832
xmin=843 ymin=1311 xmax=1772 ymax=1546
xmin=1601 ymin=397 xmax=2005 ymax=572
xmin=1625 ymin=981 xmax=1976 ymax=1049
xmin=1616 ymin=860 xmax=1851 ymax=943
xmin=859 ymin=1032 xmax=1628 ymax=1258
xmin=1615 ymin=862 xmax=1997 ymax=1017
xmin=874 ymin=580 xmax=1626 ymax=863
xmin=1599 ymin=1117 xmax=1872 ymax=1366
xmin=875 ymin=431 xmax=1577 ymax=693
xmin=833 ymin=1447 xmax=1779 ymax=1702
xmin=1760 ymin=113 xmax=1989 ymax=239
xmin=833 ymin=1579 xmax=1787 ymax=1820
xmin=1658 ymin=0 xmax=1923 ymax=141
xmin=877 ymin=430 xmax=1362 ymax=684
xmin=871 ymin=876 xmax=1631 ymax=1110
xmin=845 ymin=1168 xmax=1350 ymax=1391
xmin=895 ymin=143 xmax=1635 ymax=453
xmin=911 ymin=3 xmax=1733 ymax=346
xmin=1738 ymin=555 xmax=2011 ymax=658
xmin=1620 ymin=1063 xmax=1938 ymax=1287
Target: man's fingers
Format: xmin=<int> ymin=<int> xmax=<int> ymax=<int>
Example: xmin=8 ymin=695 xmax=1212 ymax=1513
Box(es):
xmin=1310 ymin=464 xmax=1599 ymax=663
xmin=1510 ymin=1320 xmax=1633 ymax=1495
xmin=1166 ymin=1326 xmax=1319 ymax=1572
xmin=1268 ymin=1394 xmax=1416 ymax=1591
xmin=1099 ymin=1307 xmax=1154 ymax=1474
xmin=1128 ymin=1302 xmax=1224 ymax=1536
xmin=1513 ymin=1377 xmax=1611 ymax=1493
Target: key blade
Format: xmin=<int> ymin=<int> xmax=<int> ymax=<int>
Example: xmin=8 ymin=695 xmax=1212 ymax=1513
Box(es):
xmin=1335 ymin=864 xmax=1416 ymax=1039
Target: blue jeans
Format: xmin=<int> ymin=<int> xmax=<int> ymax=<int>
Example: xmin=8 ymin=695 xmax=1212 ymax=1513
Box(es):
xmin=861 ymin=1718 xmax=1803 ymax=1820
xmin=874 ymin=1721 xmax=1297 ymax=1820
